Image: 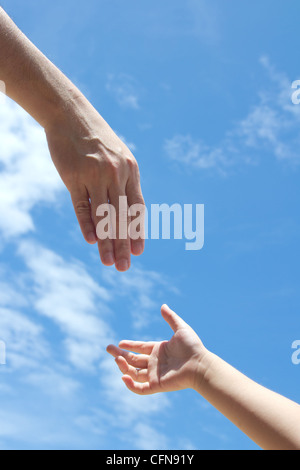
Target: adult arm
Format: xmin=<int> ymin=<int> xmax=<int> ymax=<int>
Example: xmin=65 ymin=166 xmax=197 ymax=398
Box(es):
xmin=0 ymin=7 xmax=145 ymax=270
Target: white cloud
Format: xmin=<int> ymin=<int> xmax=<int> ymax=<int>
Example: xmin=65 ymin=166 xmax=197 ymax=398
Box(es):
xmin=0 ymin=307 xmax=48 ymax=370
xmin=0 ymin=96 xmax=177 ymax=448
xmin=0 ymin=405 xmax=94 ymax=449
xmin=0 ymin=410 xmax=35 ymax=440
xmin=100 ymin=356 xmax=170 ymax=422
xmin=24 ymin=369 xmax=80 ymax=398
xmin=187 ymin=0 xmax=220 ymax=44
xmin=164 ymin=135 xmax=229 ymax=172
xmin=130 ymin=422 xmax=169 ymax=450
xmin=0 ymin=234 xmax=175 ymax=448
xmin=103 ymin=265 xmax=179 ymax=330
xmin=76 ymin=355 xmax=171 ymax=449
xmin=0 ymin=95 xmax=64 ymax=238
xmin=116 ymin=133 xmax=137 ymax=152
xmin=18 ymin=239 xmax=114 ymax=371
xmin=236 ymin=57 xmax=300 ymax=162
xmin=165 ymin=58 xmax=300 ymax=173
xmin=0 ymin=278 xmax=27 ymax=310
xmin=122 ymin=0 xmax=219 ymax=46
xmin=106 ymin=73 xmax=140 ymax=110
xmin=0 ymin=272 xmax=48 ymax=370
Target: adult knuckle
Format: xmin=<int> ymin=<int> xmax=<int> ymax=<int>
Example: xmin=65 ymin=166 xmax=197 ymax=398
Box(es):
xmin=126 ymin=155 xmax=138 ymax=171
xmin=74 ymin=200 xmax=90 ymax=215
xmin=110 ymin=162 xmax=122 ymax=184
xmin=129 ymin=158 xmax=141 ymax=180
xmin=84 ymin=155 xmax=103 ymax=178
xmin=84 ymin=155 xmax=121 ymax=186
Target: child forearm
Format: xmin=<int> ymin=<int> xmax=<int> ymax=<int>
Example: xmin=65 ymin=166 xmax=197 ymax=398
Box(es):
xmin=196 ymin=352 xmax=300 ymax=450
xmin=107 ymin=306 xmax=300 ymax=449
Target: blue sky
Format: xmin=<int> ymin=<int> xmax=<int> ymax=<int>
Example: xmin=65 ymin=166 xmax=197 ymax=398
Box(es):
xmin=0 ymin=0 xmax=299 ymax=450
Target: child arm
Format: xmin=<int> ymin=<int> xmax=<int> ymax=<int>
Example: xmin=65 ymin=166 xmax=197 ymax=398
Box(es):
xmin=107 ymin=304 xmax=300 ymax=450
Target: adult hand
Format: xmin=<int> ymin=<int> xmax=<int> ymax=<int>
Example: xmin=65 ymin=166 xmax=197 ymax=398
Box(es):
xmin=46 ymin=95 xmax=145 ymax=272
xmin=0 ymin=8 xmax=145 ymax=272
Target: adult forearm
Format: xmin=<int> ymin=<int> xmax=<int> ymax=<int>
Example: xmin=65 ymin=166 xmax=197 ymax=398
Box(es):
xmin=0 ymin=7 xmax=82 ymax=128
xmin=196 ymin=352 xmax=300 ymax=450
xmin=0 ymin=8 xmax=145 ymax=269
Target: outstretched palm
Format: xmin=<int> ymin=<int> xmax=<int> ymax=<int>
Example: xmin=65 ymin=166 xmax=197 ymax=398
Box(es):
xmin=106 ymin=305 xmax=207 ymax=395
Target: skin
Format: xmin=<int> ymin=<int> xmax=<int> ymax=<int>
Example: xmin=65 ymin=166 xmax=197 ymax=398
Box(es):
xmin=0 ymin=8 xmax=145 ymax=271
xmin=107 ymin=304 xmax=300 ymax=450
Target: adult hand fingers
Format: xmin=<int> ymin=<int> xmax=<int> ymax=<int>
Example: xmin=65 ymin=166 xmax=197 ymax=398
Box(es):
xmin=109 ymin=187 xmax=131 ymax=272
xmin=70 ymin=184 xmax=97 ymax=244
xmin=90 ymin=187 xmax=115 ymax=266
xmin=126 ymin=173 xmax=145 ymax=257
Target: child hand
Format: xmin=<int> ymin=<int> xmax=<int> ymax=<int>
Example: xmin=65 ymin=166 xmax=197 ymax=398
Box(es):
xmin=106 ymin=304 xmax=210 ymax=395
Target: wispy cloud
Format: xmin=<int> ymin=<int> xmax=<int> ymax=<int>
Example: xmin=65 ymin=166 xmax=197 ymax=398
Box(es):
xmin=0 ymin=69 xmax=215 ymax=451
xmin=237 ymin=56 xmax=300 ymax=162
xmin=120 ymin=0 xmax=220 ymax=45
xmin=0 ymin=95 xmax=64 ymax=238
xmin=0 ymin=104 xmax=178 ymax=442
xmin=18 ymin=240 xmax=113 ymax=371
xmin=96 ymin=355 xmax=171 ymax=449
xmin=129 ymin=423 xmax=169 ymax=450
xmin=187 ymin=0 xmax=220 ymax=44
xmin=106 ymin=73 xmax=140 ymax=110
xmin=103 ymin=265 xmax=179 ymax=330
xmin=0 ymin=307 xmax=48 ymax=370
xmin=164 ymin=58 xmax=300 ymax=174
xmin=115 ymin=132 xmax=137 ymax=152
xmin=0 ymin=87 xmax=178 ymax=444
xmin=74 ymin=349 xmax=171 ymax=449
xmin=164 ymin=135 xmax=229 ymax=173
xmin=0 ymin=238 xmax=175 ymax=448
